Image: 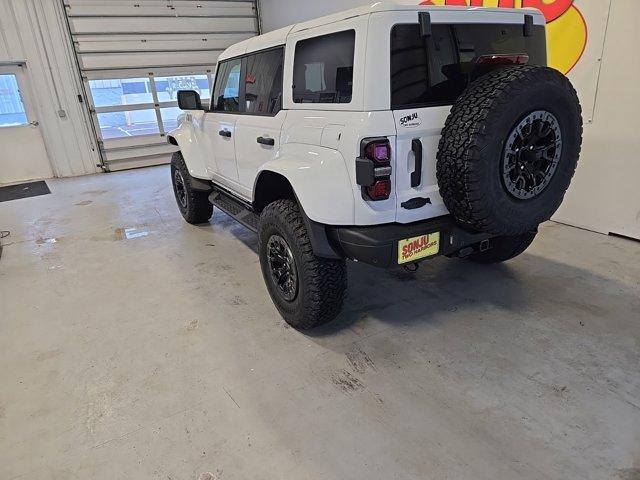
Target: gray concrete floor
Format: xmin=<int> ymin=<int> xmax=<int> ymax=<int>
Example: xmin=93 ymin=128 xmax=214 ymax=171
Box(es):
xmin=1 ymin=166 xmax=639 ymax=480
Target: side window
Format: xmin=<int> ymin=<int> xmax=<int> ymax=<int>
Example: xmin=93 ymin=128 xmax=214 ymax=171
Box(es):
xmin=244 ymin=48 xmax=284 ymax=115
xmin=0 ymin=74 xmax=28 ymax=127
xmin=212 ymin=58 xmax=241 ymax=112
xmin=293 ymin=30 xmax=355 ymax=104
xmin=390 ymin=23 xmax=546 ymax=109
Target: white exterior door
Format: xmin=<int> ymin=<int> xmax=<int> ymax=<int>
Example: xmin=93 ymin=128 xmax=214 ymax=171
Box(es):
xmin=235 ymin=110 xmax=286 ymax=197
xmin=206 ymin=57 xmax=243 ymax=189
xmin=393 ymin=106 xmax=451 ymax=224
xmin=0 ymin=64 xmax=52 ymax=185
xmin=205 ymin=113 xmax=240 ymax=185
xmin=389 ymin=19 xmax=548 ymax=223
xmin=234 ymin=47 xmax=286 ymax=198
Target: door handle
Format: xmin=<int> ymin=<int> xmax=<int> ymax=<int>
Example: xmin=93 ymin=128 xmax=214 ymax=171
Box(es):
xmin=411 ymin=138 xmax=423 ymax=188
xmin=257 ymin=136 xmax=275 ymax=146
xmin=218 ymin=129 xmax=232 ymax=138
xmin=30 ymin=121 xmax=40 ymax=127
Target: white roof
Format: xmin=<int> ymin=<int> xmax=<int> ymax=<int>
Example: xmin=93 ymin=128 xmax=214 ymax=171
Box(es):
xmin=218 ymin=1 xmax=544 ymax=61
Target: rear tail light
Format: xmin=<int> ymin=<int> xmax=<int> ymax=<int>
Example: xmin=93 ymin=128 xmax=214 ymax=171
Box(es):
xmin=365 ymin=141 xmax=391 ymax=163
xmin=366 ymin=179 xmax=392 ymax=201
xmin=356 ymin=137 xmax=392 ymax=201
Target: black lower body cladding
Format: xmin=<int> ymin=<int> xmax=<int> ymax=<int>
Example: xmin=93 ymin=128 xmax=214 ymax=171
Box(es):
xmin=436 ymin=65 xmax=583 ymax=236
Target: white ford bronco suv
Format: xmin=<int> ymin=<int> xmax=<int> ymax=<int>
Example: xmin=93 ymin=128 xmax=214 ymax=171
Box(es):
xmin=167 ymin=2 xmax=582 ymax=329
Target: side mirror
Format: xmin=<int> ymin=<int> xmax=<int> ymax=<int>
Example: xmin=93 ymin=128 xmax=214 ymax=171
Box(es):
xmin=177 ymin=90 xmax=202 ymax=110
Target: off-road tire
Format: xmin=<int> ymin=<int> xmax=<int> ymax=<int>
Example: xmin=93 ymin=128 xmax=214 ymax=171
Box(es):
xmin=436 ymin=65 xmax=582 ymax=236
xmin=258 ymin=200 xmax=347 ymax=330
xmin=170 ymin=151 xmax=213 ymax=224
xmin=467 ymin=231 xmax=537 ymax=264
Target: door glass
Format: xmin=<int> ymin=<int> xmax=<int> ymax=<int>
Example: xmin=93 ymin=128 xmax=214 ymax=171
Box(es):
xmin=155 ymin=75 xmax=210 ymax=102
xmin=212 ymin=59 xmax=241 ymax=112
xmin=293 ymin=30 xmax=355 ymax=104
xmin=390 ymin=23 xmax=546 ymax=109
xmin=0 ymin=74 xmax=28 ymax=127
xmin=244 ymin=48 xmax=284 ymax=115
xmin=89 ymin=77 xmax=154 ymax=107
xmin=96 ymin=109 xmax=159 ymax=139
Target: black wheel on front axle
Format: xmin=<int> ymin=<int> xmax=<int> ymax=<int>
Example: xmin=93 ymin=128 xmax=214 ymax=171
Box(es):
xmin=258 ymin=199 xmax=347 ymax=330
xmin=170 ymin=151 xmax=213 ymax=225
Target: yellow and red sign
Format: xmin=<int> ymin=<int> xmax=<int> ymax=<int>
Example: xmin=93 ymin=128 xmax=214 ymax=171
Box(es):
xmin=398 ymin=232 xmax=441 ymax=264
xmin=419 ymin=0 xmax=587 ymax=74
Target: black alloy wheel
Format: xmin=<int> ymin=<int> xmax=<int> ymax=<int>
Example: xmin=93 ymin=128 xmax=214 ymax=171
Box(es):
xmin=266 ymin=234 xmax=299 ymax=302
xmin=174 ymin=169 xmax=188 ymax=209
xmin=502 ymin=110 xmax=562 ymax=200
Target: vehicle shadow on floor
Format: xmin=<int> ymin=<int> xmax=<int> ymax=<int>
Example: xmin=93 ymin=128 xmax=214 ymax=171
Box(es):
xmin=307 ymin=256 xmax=527 ymax=339
xmin=211 ymin=208 xmax=260 ymax=253
xmin=211 ymin=210 xmax=638 ymax=346
xmin=305 ymin=251 xmax=638 ymax=343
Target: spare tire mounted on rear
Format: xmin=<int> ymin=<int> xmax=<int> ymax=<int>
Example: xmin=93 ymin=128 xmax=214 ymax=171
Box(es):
xmin=436 ymin=65 xmax=583 ymax=236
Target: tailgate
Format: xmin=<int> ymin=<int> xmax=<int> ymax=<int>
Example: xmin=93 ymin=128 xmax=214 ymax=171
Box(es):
xmin=392 ymin=106 xmax=450 ymax=224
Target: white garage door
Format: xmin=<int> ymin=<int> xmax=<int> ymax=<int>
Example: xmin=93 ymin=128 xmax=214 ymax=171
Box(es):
xmin=63 ymin=0 xmax=259 ymax=171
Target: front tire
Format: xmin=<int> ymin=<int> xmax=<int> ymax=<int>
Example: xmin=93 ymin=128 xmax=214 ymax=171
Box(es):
xmin=170 ymin=151 xmax=213 ymax=225
xmin=258 ymin=200 xmax=347 ymax=330
xmin=467 ymin=231 xmax=537 ymax=264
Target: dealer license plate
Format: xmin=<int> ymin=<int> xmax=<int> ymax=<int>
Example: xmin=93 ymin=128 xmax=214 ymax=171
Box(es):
xmin=397 ymin=232 xmax=440 ymax=264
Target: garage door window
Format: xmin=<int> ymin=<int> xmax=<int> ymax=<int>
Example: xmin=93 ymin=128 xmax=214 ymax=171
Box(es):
xmin=97 ymin=109 xmax=160 ymax=139
xmin=293 ymin=30 xmax=355 ymax=104
xmin=160 ymin=107 xmax=183 ymax=133
xmin=212 ymin=59 xmax=241 ymax=112
xmin=244 ymin=48 xmax=284 ymax=115
xmin=88 ymin=73 xmax=212 ymax=139
xmin=89 ymin=78 xmax=154 ymax=108
xmin=155 ymin=75 xmax=210 ymax=102
xmin=0 ymin=74 xmax=28 ymax=127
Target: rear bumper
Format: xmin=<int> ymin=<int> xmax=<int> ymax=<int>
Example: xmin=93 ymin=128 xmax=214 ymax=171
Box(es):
xmin=324 ymin=215 xmax=492 ymax=268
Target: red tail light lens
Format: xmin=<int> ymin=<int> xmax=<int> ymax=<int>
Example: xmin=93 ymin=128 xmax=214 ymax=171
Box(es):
xmin=365 ymin=179 xmax=391 ymax=201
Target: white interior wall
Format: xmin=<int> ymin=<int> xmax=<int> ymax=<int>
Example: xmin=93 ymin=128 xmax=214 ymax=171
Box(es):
xmin=0 ymin=0 xmax=100 ymax=178
xmin=2 ymin=0 xmax=635 ymax=237
xmin=553 ymin=0 xmax=640 ymax=240
xmin=260 ymin=0 xmax=640 ymax=239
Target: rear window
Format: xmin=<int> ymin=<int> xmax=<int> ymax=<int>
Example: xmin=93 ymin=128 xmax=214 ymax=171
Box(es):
xmin=293 ymin=30 xmax=355 ymax=104
xmin=391 ymin=23 xmax=546 ymax=109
